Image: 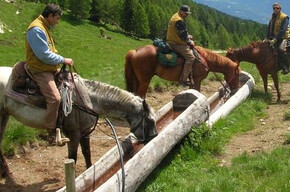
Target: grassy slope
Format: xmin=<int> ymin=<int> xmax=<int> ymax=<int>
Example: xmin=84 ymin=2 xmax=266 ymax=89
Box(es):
xmin=0 ymin=1 xmax=166 ymax=89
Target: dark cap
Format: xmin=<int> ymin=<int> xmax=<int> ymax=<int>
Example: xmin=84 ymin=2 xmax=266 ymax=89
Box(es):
xmin=180 ymin=5 xmax=192 ymax=14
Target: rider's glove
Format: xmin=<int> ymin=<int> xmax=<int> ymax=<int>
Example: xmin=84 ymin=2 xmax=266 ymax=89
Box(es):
xmin=269 ymin=39 xmax=277 ymax=46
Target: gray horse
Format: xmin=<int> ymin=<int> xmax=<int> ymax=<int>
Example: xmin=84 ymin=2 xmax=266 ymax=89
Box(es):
xmin=0 ymin=67 xmax=157 ymax=178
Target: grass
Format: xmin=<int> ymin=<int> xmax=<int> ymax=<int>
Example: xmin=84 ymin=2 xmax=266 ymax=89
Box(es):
xmin=138 ymin=91 xmax=290 ymax=192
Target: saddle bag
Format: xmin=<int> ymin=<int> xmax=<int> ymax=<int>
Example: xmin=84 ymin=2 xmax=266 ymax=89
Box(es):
xmin=153 ymin=38 xmax=178 ymax=67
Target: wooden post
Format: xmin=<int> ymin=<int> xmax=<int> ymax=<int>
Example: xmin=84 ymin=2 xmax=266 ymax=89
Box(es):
xmin=65 ymin=159 xmax=76 ymax=192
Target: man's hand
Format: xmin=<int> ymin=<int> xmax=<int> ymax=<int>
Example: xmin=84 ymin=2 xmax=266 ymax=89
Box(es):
xmin=269 ymin=39 xmax=277 ymax=47
xmin=188 ymin=40 xmax=195 ymax=49
xmin=63 ymin=58 xmax=74 ymax=67
xmin=262 ymin=38 xmax=268 ymax=42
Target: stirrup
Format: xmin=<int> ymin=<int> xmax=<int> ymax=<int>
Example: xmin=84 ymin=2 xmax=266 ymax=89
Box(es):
xmin=55 ymin=128 xmax=70 ymax=146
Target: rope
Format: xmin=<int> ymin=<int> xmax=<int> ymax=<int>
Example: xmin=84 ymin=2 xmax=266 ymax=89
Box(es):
xmin=105 ymin=118 xmax=125 ymax=192
xmin=59 ymin=81 xmax=73 ymax=116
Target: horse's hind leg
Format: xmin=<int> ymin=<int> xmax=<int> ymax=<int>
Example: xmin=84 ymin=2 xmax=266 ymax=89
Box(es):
xmin=80 ymin=136 xmax=92 ymax=168
xmin=138 ymin=81 xmax=151 ymax=98
xmin=271 ymin=73 xmax=281 ymax=102
xmin=260 ymin=73 xmax=268 ymax=94
xmin=0 ymin=112 xmax=11 ymax=177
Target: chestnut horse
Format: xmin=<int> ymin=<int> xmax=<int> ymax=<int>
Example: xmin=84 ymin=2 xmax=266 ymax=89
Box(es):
xmin=226 ymin=41 xmax=289 ymax=102
xmin=125 ymin=45 xmax=241 ymax=98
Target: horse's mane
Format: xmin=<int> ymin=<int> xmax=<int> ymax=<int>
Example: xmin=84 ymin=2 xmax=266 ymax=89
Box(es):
xmin=77 ymin=75 xmax=151 ymax=114
xmin=195 ymin=46 xmax=238 ymax=69
xmin=251 ymin=40 xmax=264 ymax=47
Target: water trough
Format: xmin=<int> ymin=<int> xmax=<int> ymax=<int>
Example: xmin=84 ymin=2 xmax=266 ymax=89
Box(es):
xmin=57 ymin=71 xmax=254 ymax=192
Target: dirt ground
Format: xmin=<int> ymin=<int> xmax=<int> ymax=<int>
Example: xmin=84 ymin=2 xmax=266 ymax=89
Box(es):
xmin=0 ymin=81 xmax=289 ymax=192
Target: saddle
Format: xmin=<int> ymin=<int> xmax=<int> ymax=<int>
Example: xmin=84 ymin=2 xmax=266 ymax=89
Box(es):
xmin=153 ymin=38 xmax=208 ymax=69
xmin=5 ymin=61 xmax=74 ymax=110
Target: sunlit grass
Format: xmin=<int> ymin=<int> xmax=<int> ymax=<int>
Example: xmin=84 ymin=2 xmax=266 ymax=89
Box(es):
xmin=138 ymin=91 xmax=289 ymax=192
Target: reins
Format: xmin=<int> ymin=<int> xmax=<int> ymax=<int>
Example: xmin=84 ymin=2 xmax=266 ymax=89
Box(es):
xmin=66 ymin=66 xmax=99 ymax=137
xmin=67 ymin=65 xmax=126 ymax=192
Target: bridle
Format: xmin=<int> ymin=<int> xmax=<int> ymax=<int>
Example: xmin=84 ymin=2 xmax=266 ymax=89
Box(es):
xmin=67 ymin=66 xmax=127 ymax=192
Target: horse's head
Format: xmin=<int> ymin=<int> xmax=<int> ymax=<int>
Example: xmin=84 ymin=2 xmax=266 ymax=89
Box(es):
xmin=127 ymin=100 xmax=158 ymax=143
xmin=225 ymin=60 xmax=241 ymax=93
xmin=226 ymin=48 xmax=239 ymax=63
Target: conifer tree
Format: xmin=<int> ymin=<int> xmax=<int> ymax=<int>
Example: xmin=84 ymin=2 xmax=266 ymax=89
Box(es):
xmin=121 ymin=0 xmax=135 ymax=34
xmin=216 ymin=24 xmax=232 ymax=49
xmin=89 ymin=0 xmax=100 ymax=22
xmin=68 ymin=0 xmax=92 ymax=20
xmin=147 ymin=4 xmax=161 ymax=39
xmin=132 ymin=4 xmax=149 ymax=38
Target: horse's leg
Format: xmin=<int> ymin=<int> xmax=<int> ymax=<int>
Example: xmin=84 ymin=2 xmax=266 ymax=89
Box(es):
xmin=0 ymin=112 xmax=11 ymax=178
xmin=80 ymin=136 xmax=92 ymax=168
xmin=260 ymin=73 xmax=268 ymax=93
xmin=271 ymin=73 xmax=281 ymax=102
xmin=67 ymin=139 xmax=79 ymax=165
xmin=133 ymin=78 xmax=140 ymax=96
xmin=193 ymin=79 xmax=201 ymax=91
xmin=138 ymin=81 xmax=151 ymax=98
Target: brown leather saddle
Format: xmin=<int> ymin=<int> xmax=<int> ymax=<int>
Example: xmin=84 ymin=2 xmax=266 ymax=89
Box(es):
xmin=5 ymin=61 xmax=73 ymax=109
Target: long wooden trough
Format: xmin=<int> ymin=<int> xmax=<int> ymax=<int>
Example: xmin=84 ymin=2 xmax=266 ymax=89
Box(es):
xmin=57 ymin=71 xmax=254 ymax=192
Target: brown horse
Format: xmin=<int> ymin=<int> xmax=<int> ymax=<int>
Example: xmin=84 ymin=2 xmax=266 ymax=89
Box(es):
xmin=125 ymin=45 xmax=241 ymax=98
xmin=226 ymin=41 xmax=289 ymax=102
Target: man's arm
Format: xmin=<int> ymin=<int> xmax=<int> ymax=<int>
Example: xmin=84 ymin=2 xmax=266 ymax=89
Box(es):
xmin=276 ymin=16 xmax=289 ymax=40
xmin=26 ymin=27 xmax=64 ymax=65
xmin=175 ymin=20 xmax=192 ymax=44
xmin=266 ymin=20 xmax=271 ymax=39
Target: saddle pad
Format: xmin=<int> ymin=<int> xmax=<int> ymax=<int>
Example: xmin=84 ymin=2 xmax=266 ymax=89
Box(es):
xmin=157 ymin=52 xmax=178 ymax=67
xmin=5 ymin=89 xmax=46 ymax=109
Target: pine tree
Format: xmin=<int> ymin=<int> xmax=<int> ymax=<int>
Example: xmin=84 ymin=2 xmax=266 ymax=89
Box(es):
xmin=132 ymin=4 xmax=149 ymax=38
xmin=147 ymin=4 xmax=161 ymax=39
xmin=121 ymin=0 xmax=135 ymax=34
xmin=216 ymin=24 xmax=232 ymax=49
xmin=89 ymin=0 xmax=100 ymax=22
xmin=68 ymin=0 xmax=92 ymax=20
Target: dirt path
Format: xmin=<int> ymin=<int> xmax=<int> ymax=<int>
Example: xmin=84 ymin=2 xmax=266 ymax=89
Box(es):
xmin=219 ymin=83 xmax=290 ymax=166
xmin=0 ymin=81 xmax=289 ymax=191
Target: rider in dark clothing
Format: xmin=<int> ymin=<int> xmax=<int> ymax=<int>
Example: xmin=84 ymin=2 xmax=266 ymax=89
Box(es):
xmin=266 ymin=2 xmax=289 ymax=74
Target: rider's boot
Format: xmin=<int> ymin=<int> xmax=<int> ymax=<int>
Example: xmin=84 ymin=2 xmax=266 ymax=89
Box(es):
xmin=55 ymin=128 xmax=70 ymax=146
xmin=47 ymin=127 xmax=70 ymax=146
xmin=179 ymin=63 xmax=192 ymax=86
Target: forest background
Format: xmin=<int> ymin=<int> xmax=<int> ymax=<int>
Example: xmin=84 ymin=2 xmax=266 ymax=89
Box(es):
xmin=22 ymin=0 xmax=267 ymax=50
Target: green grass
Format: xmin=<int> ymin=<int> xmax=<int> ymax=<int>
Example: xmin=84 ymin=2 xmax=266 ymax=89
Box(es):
xmin=138 ymin=91 xmax=290 ymax=192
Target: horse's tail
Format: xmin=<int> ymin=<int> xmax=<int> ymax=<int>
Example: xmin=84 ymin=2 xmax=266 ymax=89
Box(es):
xmin=125 ymin=50 xmax=137 ymax=93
